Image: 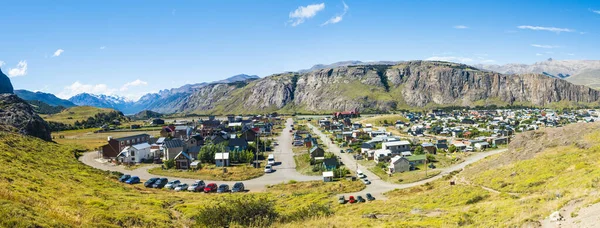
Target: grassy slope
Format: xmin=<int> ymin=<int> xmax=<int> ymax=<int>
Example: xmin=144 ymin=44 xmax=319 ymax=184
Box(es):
xmin=281 ymin=123 xmax=600 ymax=227
xmin=0 ymin=132 xmax=362 ymax=227
xmin=41 ymin=106 xmax=117 ymax=125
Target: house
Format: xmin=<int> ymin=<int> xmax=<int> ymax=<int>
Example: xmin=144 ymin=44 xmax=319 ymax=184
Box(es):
xmin=228 ymin=138 xmax=248 ymax=151
xmin=323 ymin=171 xmax=334 ymax=182
xmin=130 ymin=124 xmax=141 ymax=129
xmin=150 ymin=118 xmax=165 ymax=125
xmin=186 ymin=134 xmax=204 ymax=148
xmin=162 ymin=139 xmax=185 ymax=161
xmin=207 ymin=135 xmax=227 ymax=145
xmin=310 ymin=146 xmax=325 ymax=159
xmin=382 ymin=141 xmax=411 ymax=154
xmin=215 ymin=152 xmax=230 ymax=167
xmin=360 ymin=142 xmax=374 ymax=154
xmin=369 ymin=130 xmax=387 ymax=138
xmin=322 ymin=158 xmax=338 ymax=171
xmin=333 ymin=110 xmax=360 ymax=119
xmin=174 ymin=126 xmax=192 ymax=139
xmin=406 ymin=155 xmax=427 ymax=165
xmin=421 ymin=142 xmax=437 ymax=154
xmin=116 ymin=143 xmax=151 ymax=163
xmin=101 ymin=134 xmax=150 ymax=158
xmin=492 ymin=137 xmax=508 ymax=145
xmin=388 ymin=155 xmax=411 ymax=174
xmin=474 ymin=142 xmax=490 ymax=150
xmin=374 ymin=149 xmax=392 ymax=163
xmin=183 ymin=145 xmax=202 ymax=160
xmin=160 ymin=125 xmax=175 ymax=137
xmin=174 ymin=151 xmax=194 ymax=169
xmin=241 ymin=129 xmax=258 ymax=142
xmin=461 ymin=119 xmax=476 ymax=124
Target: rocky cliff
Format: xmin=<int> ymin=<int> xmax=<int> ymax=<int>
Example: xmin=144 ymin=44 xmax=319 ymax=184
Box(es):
xmin=146 ymin=61 xmax=599 ymax=114
xmin=0 ymin=94 xmax=52 ymax=141
xmin=0 ymin=68 xmax=14 ymax=94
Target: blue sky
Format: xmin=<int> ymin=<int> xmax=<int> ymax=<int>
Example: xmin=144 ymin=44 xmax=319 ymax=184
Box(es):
xmin=1 ymin=0 xmax=599 ymax=100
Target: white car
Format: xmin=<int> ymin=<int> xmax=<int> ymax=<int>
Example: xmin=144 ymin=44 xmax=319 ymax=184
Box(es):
xmin=264 ymin=165 xmax=273 ymax=173
xmin=358 ymin=173 xmax=367 ymax=179
xmin=165 ymin=180 xmax=181 ymax=189
xmin=174 ymin=183 xmax=189 ymax=191
xmin=361 ymin=179 xmax=371 ymax=185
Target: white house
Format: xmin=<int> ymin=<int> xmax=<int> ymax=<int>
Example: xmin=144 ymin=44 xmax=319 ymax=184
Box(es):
xmin=374 ymin=149 xmax=392 ymax=163
xmin=215 ymin=152 xmax=230 ymax=167
xmin=382 ymin=141 xmax=411 ymax=154
xmin=388 ymin=155 xmax=410 ymax=174
xmin=117 ymin=143 xmax=151 ymax=163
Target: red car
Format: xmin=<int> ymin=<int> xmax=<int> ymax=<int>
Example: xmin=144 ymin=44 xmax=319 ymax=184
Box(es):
xmin=348 ymin=196 xmax=356 ymax=204
xmin=203 ymin=183 xmax=217 ymax=193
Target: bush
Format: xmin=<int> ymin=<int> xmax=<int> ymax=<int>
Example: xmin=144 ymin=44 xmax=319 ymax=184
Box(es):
xmin=376 ymin=162 xmax=388 ymax=169
xmin=164 ymin=159 xmax=175 ymax=169
xmin=194 ymin=196 xmax=278 ymax=227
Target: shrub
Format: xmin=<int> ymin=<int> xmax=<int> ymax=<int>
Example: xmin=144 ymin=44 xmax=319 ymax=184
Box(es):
xmin=163 ymin=159 xmax=175 ymax=169
xmin=194 ymin=196 xmax=278 ymax=227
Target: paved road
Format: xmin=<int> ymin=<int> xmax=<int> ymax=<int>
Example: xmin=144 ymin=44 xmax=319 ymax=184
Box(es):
xmin=306 ymin=123 xmax=508 ymax=199
xmin=79 ymin=118 xmax=320 ymax=191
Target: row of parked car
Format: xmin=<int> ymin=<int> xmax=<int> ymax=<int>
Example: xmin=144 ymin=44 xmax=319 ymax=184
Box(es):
xmin=339 ymin=193 xmax=376 ymax=204
xmin=119 ymin=174 xmax=247 ymax=193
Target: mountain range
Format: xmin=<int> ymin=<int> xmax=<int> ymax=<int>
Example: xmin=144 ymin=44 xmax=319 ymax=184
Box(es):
xmin=14 ymin=90 xmax=76 ymax=107
xmin=8 ymin=60 xmax=600 ymax=115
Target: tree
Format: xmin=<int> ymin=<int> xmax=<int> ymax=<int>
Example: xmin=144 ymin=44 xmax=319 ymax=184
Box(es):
xmin=164 ymin=159 xmax=175 ymax=169
xmin=448 ymin=144 xmax=457 ymax=153
xmin=426 ymin=154 xmax=436 ymax=163
xmin=414 ymin=146 xmax=424 ymax=155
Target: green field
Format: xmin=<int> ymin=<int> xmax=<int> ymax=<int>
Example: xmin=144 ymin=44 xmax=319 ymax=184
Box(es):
xmin=148 ymin=163 xmax=265 ymax=181
xmin=40 ymin=106 xmax=119 ymax=125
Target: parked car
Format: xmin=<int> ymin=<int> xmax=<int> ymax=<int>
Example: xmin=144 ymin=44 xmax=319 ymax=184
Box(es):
xmin=231 ymin=182 xmax=245 ymax=193
xmin=125 ymin=176 xmax=140 ymax=184
xmin=204 ymin=183 xmax=218 ymax=193
xmin=346 ymin=149 xmax=353 ymax=153
xmin=357 ymin=196 xmax=366 ymax=203
xmin=358 ymin=173 xmax=367 ymax=179
xmin=264 ymin=165 xmax=273 ymax=173
xmin=165 ymin=180 xmax=181 ymax=190
xmin=348 ymin=196 xmax=356 ymax=204
xmin=338 ymin=196 xmax=346 ymax=204
xmin=174 ymin=183 xmax=189 ymax=191
xmin=152 ymin=178 xmax=168 ymax=188
xmin=361 ymin=179 xmax=371 ymax=185
xmin=119 ymin=174 xmax=131 ymax=182
xmin=340 ymin=149 xmax=345 ymax=153
xmin=144 ymin=178 xmax=159 ymax=188
xmin=188 ymin=180 xmax=206 ymax=192
xmin=217 ymin=184 xmax=230 ymax=193
xmin=366 ymin=193 xmax=376 ymax=201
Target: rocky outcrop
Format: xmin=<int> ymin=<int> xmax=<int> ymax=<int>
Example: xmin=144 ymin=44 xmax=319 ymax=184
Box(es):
xmin=145 ymin=61 xmax=600 ymax=114
xmin=0 ymin=68 xmax=14 ymax=94
xmin=0 ymin=94 xmax=52 ymax=141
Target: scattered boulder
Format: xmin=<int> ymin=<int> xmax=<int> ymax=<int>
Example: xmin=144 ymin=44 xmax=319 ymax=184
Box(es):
xmin=0 ymin=94 xmax=52 ymax=141
xmin=362 ymin=213 xmax=377 ymax=219
xmin=549 ymin=211 xmax=563 ymax=222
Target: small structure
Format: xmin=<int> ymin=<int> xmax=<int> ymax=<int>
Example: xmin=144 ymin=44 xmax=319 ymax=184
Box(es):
xmin=215 ymin=152 xmax=230 ymax=167
xmin=117 ymin=142 xmax=151 ymax=163
xmin=421 ymin=142 xmax=437 ymax=154
xmin=474 ymin=142 xmax=490 ymax=150
xmin=322 ymin=158 xmax=338 ymax=171
xmin=190 ymin=161 xmax=201 ymax=170
xmin=388 ymin=155 xmax=410 ymax=174
xmin=310 ymin=146 xmax=325 ymax=159
xmin=174 ymin=151 xmax=193 ymax=170
xmin=323 ymin=171 xmax=334 ymax=182
xmin=162 ymin=139 xmax=185 ymax=161
xmin=382 ymin=141 xmax=411 ymax=154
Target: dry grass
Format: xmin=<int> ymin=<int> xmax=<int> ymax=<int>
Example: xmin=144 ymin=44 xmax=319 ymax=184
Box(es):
xmin=360 ymin=114 xmax=410 ymax=126
xmin=40 ymin=106 xmax=116 ymax=125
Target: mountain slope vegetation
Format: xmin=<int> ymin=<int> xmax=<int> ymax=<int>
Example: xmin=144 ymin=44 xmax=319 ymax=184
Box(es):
xmin=14 ymin=89 xmax=76 ymax=107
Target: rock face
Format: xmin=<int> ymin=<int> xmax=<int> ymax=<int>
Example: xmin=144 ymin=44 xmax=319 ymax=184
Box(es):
xmin=0 ymin=68 xmax=14 ymax=94
xmin=0 ymin=94 xmax=52 ymax=141
xmin=150 ymin=61 xmax=599 ymax=114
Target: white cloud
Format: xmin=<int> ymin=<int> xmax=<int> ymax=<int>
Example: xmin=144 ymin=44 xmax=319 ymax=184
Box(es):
xmin=536 ymin=53 xmax=543 ymax=56
xmin=0 ymin=61 xmax=4 ymax=67
xmin=288 ymin=3 xmax=325 ymax=26
xmin=57 ymin=81 xmax=115 ymax=99
xmin=322 ymin=2 xmax=349 ymax=26
xmin=120 ymin=79 xmax=148 ymax=91
xmin=100 ymin=46 xmax=106 ymax=50
xmin=7 ymin=61 xmax=28 ymax=77
xmin=517 ymin=25 xmax=574 ymax=33
xmin=426 ymin=56 xmax=474 ymax=63
xmin=531 ymin=44 xmax=559 ymax=49
xmin=453 ymin=25 xmax=468 ymax=29
xmin=591 ymin=9 xmax=600 ymax=14
xmin=53 ymin=49 xmax=64 ymax=57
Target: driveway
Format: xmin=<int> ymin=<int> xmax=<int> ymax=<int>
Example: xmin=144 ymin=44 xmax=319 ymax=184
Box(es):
xmin=306 ymin=123 xmax=507 ymax=199
xmin=79 ymin=118 xmax=320 ymax=191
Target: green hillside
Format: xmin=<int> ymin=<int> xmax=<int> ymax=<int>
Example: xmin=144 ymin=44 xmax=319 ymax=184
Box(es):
xmin=40 ymin=106 xmax=122 ymax=125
